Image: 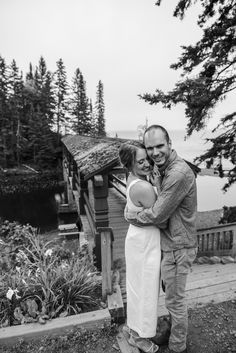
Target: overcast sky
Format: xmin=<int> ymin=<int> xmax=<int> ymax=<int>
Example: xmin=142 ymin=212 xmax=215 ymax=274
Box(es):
xmin=0 ymin=0 xmax=233 ymax=134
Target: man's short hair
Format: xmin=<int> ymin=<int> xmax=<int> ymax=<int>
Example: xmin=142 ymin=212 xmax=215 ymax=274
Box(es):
xmin=143 ymin=125 xmax=170 ymax=143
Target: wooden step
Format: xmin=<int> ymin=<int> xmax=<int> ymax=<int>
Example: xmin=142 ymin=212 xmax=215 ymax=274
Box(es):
xmin=58 ymin=223 xmax=77 ymax=231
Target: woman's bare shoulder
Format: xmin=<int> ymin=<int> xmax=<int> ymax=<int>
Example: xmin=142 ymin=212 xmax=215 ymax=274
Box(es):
xmin=129 ymin=180 xmax=156 ymax=207
xmin=132 ymin=180 xmax=154 ymax=192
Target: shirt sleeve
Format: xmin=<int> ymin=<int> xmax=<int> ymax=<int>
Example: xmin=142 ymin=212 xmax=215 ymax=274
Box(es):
xmin=136 ymin=170 xmax=189 ymax=225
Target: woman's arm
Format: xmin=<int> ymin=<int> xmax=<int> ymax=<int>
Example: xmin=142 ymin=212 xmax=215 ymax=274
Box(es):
xmin=129 ymin=181 xmax=157 ymax=208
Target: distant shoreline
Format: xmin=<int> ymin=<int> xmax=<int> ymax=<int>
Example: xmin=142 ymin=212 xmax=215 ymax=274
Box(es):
xmin=199 ymin=168 xmax=220 ymax=177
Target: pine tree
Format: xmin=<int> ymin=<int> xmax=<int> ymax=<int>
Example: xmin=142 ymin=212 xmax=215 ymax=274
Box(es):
xmin=38 ymin=56 xmax=47 ymax=87
xmin=54 ymin=58 xmax=69 ymax=139
xmin=89 ymin=99 xmax=96 ymax=136
xmin=141 ymin=0 xmax=236 ymax=190
xmin=0 ymin=56 xmax=9 ymax=168
xmin=41 ymin=71 xmax=56 ymax=128
xmin=95 ymin=80 xmax=106 ymax=137
xmin=26 ymin=63 xmax=33 ymax=81
xmin=7 ymin=60 xmax=24 ymax=166
xmin=23 ymin=59 xmax=57 ymax=167
xmin=36 ymin=57 xmax=55 ymax=128
xmin=71 ymin=68 xmax=91 ymax=135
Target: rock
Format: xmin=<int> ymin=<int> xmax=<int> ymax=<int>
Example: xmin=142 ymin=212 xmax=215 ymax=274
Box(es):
xmin=209 ymin=256 xmax=221 ymax=264
xmin=221 ymin=256 xmax=235 ymax=264
xmin=197 ymin=256 xmax=210 ymax=264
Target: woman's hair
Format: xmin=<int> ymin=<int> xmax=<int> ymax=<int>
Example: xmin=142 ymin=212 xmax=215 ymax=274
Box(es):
xmin=119 ymin=141 xmax=146 ymax=172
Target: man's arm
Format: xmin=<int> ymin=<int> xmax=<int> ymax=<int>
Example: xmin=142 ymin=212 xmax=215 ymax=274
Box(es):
xmin=124 ymin=205 xmax=155 ymax=227
xmin=136 ymin=171 xmax=190 ymax=226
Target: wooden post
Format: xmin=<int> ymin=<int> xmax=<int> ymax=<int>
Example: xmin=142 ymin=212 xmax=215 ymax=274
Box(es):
xmin=68 ymin=152 xmax=72 ymax=177
xmin=93 ymin=174 xmax=109 ymax=270
xmin=62 ymin=148 xmax=74 ymax=206
xmin=97 ymin=227 xmax=113 ymax=299
xmin=231 ymin=224 xmax=236 ymax=257
xmin=79 ymin=173 xmax=88 ymax=215
xmin=62 ymin=147 xmax=69 ymax=204
xmin=72 ymin=161 xmax=78 ymax=191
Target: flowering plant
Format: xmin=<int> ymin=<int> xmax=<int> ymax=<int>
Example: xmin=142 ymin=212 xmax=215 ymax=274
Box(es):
xmin=0 ymin=221 xmax=101 ymax=327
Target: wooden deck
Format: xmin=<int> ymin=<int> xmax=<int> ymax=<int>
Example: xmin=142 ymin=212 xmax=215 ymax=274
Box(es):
xmin=81 ymin=185 xmax=236 ymax=314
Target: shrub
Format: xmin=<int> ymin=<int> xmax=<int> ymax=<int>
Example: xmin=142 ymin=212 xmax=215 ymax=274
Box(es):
xmin=0 ymin=221 xmax=101 ymax=327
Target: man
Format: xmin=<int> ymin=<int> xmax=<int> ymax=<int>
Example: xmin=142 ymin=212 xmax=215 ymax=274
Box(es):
xmin=126 ymin=125 xmax=198 ymax=353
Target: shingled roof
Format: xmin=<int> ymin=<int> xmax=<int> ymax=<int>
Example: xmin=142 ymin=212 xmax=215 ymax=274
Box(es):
xmin=62 ymin=134 xmax=131 ymax=180
xmin=61 ymin=134 xmax=201 ymax=180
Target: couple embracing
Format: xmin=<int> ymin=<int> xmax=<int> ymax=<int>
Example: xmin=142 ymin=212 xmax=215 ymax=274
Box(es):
xmin=119 ymin=125 xmax=198 ymax=353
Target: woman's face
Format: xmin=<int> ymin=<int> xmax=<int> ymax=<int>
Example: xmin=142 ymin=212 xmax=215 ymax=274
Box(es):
xmin=132 ymin=147 xmax=151 ymax=178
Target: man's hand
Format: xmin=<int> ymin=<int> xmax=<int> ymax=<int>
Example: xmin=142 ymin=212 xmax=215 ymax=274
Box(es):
xmin=124 ymin=205 xmax=154 ymax=227
xmin=148 ymin=165 xmax=161 ymax=194
xmin=124 ymin=205 xmax=137 ymax=221
xmin=149 ymin=171 xmax=160 ymax=186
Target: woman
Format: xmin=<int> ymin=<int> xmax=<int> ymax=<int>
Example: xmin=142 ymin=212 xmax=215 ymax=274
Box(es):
xmin=119 ymin=141 xmax=161 ymax=353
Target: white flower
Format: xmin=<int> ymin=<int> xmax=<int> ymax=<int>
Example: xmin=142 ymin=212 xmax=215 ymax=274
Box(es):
xmin=6 ymin=288 xmax=21 ymax=300
xmin=60 ymin=261 xmax=69 ymax=270
xmin=6 ymin=288 xmax=14 ymax=300
xmin=45 ymin=248 xmax=53 ymax=257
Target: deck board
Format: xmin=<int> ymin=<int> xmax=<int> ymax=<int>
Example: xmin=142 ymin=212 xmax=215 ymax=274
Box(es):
xmin=81 ymin=187 xmax=236 ymax=314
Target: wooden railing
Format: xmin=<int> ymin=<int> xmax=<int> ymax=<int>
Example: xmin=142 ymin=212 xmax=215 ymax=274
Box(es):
xmin=108 ymin=173 xmax=127 ymax=198
xmin=197 ymin=222 xmax=236 ymax=257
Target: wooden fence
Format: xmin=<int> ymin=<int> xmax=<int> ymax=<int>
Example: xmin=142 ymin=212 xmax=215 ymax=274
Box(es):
xmin=197 ymin=223 xmax=236 ymax=257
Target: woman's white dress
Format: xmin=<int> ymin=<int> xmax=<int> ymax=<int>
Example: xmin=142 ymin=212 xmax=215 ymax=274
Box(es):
xmin=125 ymin=179 xmax=161 ymax=338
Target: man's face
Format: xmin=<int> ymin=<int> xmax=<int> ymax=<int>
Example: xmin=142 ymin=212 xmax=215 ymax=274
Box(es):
xmin=144 ymin=129 xmax=172 ymax=167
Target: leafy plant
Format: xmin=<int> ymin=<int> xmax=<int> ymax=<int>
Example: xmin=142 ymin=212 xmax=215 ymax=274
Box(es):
xmin=0 ymin=221 xmax=102 ymax=327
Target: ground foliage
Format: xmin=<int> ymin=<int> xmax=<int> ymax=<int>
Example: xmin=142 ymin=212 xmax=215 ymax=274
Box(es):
xmin=0 ymin=168 xmax=63 ymax=196
xmin=0 ymin=221 xmax=102 ymax=328
xmin=0 ymin=301 xmax=235 ymax=353
xmin=142 ymin=0 xmax=236 ymax=190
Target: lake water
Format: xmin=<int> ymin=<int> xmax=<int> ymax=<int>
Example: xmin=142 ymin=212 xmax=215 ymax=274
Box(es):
xmin=108 ymin=129 xmax=236 ymax=212
xmin=0 ymin=190 xmax=59 ymax=233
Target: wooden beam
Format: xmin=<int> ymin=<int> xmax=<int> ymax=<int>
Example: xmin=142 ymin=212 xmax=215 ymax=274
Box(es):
xmin=100 ymin=229 xmax=113 ymax=299
xmin=108 ymin=284 xmax=125 ymax=322
xmin=0 ymin=309 xmax=111 ymax=346
xmin=94 ymin=175 xmax=104 ymax=187
xmin=59 ymin=231 xmax=80 ymax=240
xmin=58 ymin=223 xmax=77 ymax=231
